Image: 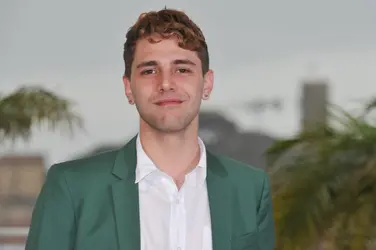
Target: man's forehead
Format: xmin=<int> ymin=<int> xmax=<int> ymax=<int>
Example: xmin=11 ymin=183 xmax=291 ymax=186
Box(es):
xmin=133 ymin=40 xmax=201 ymax=65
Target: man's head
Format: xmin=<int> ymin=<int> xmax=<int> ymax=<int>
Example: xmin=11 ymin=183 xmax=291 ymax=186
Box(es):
xmin=123 ymin=8 xmax=214 ymax=133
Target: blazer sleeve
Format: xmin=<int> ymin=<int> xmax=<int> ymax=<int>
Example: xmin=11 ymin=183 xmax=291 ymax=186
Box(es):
xmin=25 ymin=164 xmax=77 ymax=250
xmin=257 ymin=172 xmax=275 ymax=250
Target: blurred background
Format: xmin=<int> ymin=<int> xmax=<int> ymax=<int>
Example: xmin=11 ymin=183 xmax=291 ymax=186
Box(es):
xmin=1 ymin=0 xmax=376 ymax=249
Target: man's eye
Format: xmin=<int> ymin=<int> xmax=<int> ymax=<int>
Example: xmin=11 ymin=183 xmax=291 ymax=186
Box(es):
xmin=141 ymin=69 xmax=156 ymax=75
xmin=176 ymin=68 xmax=191 ymax=74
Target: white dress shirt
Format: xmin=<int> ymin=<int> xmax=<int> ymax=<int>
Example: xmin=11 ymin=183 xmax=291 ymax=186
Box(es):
xmin=135 ymin=135 xmax=212 ymax=250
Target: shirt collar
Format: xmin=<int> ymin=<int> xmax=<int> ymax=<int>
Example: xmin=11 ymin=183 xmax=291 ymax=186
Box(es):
xmin=135 ymin=134 xmax=207 ymax=184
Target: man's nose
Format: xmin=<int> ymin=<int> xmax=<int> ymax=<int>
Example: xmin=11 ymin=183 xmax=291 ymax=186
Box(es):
xmin=158 ymin=72 xmax=176 ymax=92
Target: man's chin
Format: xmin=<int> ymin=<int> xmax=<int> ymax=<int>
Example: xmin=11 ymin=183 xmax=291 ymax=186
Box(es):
xmin=146 ymin=119 xmax=190 ymax=134
xmin=139 ymin=111 xmax=197 ymax=133
xmin=152 ymin=123 xmax=187 ymax=133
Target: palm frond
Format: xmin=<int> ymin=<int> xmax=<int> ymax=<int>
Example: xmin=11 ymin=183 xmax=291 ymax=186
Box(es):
xmin=266 ymin=123 xmax=335 ymax=170
xmin=272 ymin=157 xmax=354 ymax=250
xmin=270 ymin=97 xmax=376 ymax=249
xmin=364 ymin=97 xmax=376 ymax=115
xmin=330 ymin=192 xmax=376 ymax=250
xmin=0 ymin=85 xmax=84 ymax=142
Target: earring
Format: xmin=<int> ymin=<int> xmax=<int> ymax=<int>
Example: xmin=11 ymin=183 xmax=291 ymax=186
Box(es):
xmin=203 ymin=94 xmax=209 ymax=99
xmin=128 ymin=99 xmax=134 ymax=104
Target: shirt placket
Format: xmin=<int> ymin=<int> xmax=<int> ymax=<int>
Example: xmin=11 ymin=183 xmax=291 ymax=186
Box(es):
xmin=169 ymin=184 xmax=186 ymax=250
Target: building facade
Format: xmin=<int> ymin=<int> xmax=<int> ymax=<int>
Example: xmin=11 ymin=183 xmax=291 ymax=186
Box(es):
xmin=0 ymin=155 xmax=45 ymax=249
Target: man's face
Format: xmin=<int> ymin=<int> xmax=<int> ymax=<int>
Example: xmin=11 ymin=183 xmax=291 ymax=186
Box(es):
xmin=123 ymin=35 xmax=213 ymax=133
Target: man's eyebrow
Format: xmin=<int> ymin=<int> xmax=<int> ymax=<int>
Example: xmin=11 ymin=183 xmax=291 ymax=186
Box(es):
xmin=173 ymin=59 xmax=196 ymax=66
xmin=135 ymin=59 xmax=196 ymax=69
xmin=136 ymin=60 xmax=158 ymax=69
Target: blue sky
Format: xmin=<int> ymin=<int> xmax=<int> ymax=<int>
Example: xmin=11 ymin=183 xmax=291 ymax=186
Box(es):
xmin=1 ymin=0 xmax=376 ymax=166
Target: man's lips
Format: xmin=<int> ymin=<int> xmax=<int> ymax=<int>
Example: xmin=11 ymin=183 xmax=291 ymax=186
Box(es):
xmin=155 ymin=99 xmax=183 ymax=106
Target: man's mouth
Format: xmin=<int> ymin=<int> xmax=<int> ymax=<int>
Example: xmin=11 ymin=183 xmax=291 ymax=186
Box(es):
xmin=155 ymin=99 xmax=183 ymax=106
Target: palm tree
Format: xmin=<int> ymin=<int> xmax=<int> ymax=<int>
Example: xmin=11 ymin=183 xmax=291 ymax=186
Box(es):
xmin=267 ymin=98 xmax=376 ymax=250
xmin=0 ymin=85 xmax=83 ymax=226
xmin=0 ymin=85 xmax=83 ymax=143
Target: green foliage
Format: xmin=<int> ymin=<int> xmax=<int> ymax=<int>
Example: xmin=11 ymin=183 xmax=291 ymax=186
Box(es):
xmin=0 ymin=85 xmax=83 ymax=143
xmin=267 ymin=100 xmax=376 ymax=250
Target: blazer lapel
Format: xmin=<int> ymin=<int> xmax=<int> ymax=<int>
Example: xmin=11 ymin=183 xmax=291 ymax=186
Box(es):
xmin=206 ymin=152 xmax=232 ymax=250
xmin=111 ymin=136 xmax=140 ymax=250
xmin=109 ymin=139 xmax=233 ymax=250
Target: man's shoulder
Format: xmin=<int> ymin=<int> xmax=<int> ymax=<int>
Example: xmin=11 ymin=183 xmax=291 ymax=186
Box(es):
xmin=47 ymin=147 xmax=122 ymax=179
xmin=212 ymin=153 xmax=270 ymax=203
xmin=213 ymin=153 xmax=268 ymax=184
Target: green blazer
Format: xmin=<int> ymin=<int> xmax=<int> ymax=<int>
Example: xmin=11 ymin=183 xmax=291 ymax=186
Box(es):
xmin=25 ymin=136 xmax=275 ymax=250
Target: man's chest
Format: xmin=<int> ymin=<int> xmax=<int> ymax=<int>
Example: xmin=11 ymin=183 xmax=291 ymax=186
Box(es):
xmin=138 ymin=173 xmax=212 ymax=250
xmin=73 ymin=169 xmax=262 ymax=250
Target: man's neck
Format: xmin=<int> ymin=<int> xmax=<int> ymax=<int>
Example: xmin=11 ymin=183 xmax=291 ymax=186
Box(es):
xmin=138 ymin=122 xmax=201 ymax=184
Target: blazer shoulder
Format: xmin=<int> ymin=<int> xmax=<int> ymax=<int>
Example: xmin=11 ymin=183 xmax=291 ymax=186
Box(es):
xmin=213 ymin=154 xmax=271 ymax=206
xmin=215 ymin=154 xmax=268 ymax=186
xmin=42 ymin=147 xmax=124 ymax=199
xmin=49 ymin=147 xmax=122 ymax=177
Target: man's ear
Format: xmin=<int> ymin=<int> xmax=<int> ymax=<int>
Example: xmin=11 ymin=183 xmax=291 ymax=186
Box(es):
xmin=202 ymin=69 xmax=214 ymax=100
xmin=123 ymin=76 xmax=134 ymax=105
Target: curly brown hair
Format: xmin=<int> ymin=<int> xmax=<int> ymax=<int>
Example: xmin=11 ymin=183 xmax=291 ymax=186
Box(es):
xmin=123 ymin=8 xmax=209 ymax=79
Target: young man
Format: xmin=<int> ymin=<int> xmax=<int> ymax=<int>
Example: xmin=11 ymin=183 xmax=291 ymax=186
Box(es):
xmin=25 ymin=8 xmax=275 ymax=250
